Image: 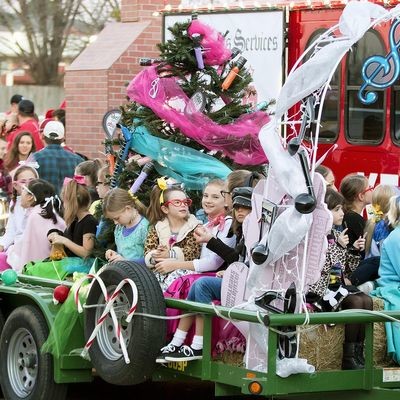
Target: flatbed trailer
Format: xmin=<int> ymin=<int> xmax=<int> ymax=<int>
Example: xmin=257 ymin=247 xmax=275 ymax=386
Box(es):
xmin=0 ymin=263 xmax=399 ymax=400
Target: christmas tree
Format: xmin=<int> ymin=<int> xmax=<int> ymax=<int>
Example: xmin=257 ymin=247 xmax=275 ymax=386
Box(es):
xmin=114 ymin=14 xmax=273 ymax=193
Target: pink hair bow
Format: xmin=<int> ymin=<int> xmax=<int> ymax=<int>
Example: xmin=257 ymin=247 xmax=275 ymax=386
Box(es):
xmin=206 ymin=213 xmax=226 ymax=232
xmin=63 ymin=175 xmax=86 ymax=186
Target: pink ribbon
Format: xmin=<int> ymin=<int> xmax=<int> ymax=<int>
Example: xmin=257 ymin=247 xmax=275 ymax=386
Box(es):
xmin=206 ymin=213 xmax=226 ymax=232
xmin=63 ymin=175 xmax=86 ymax=186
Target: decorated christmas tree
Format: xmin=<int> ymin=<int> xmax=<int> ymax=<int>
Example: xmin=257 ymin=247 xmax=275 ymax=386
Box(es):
xmin=114 ymin=14 xmax=273 ymax=193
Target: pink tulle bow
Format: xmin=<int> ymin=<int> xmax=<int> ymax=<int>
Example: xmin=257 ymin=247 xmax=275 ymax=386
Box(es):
xmin=187 ymin=19 xmax=231 ymax=66
xmin=63 ymin=175 xmax=86 ymax=186
xmin=207 ymin=213 xmax=226 ymax=232
xmin=127 ymin=66 xmax=269 ymax=165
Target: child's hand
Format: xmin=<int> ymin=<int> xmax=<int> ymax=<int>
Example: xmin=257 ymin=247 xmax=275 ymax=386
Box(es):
xmin=337 ymin=228 xmax=349 ymax=248
xmin=194 ymin=225 xmax=213 ymax=243
xmin=216 ymin=270 xmax=225 ymax=278
xmin=105 ymin=249 xmax=123 ymax=262
xmin=154 ymin=259 xmax=176 ymax=275
xmin=353 ymin=233 xmax=366 ymax=251
xmin=154 ymin=245 xmax=169 ymax=259
xmin=49 ymin=233 xmax=66 ymax=245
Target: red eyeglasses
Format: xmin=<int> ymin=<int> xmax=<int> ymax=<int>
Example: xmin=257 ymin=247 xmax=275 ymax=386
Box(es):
xmin=164 ymin=198 xmax=192 ymax=207
xmin=361 ymin=186 xmax=374 ymax=195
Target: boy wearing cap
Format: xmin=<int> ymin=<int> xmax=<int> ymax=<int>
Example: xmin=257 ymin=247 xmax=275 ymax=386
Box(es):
xmin=156 ymin=187 xmax=253 ymax=363
xmin=7 ymin=99 xmax=43 ymax=151
xmin=30 ymin=121 xmax=83 ymax=194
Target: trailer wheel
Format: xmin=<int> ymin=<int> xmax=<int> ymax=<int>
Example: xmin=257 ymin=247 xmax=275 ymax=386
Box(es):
xmin=0 ymin=305 xmax=67 ymax=400
xmin=84 ymin=261 xmax=166 ymax=385
xmin=0 ymin=308 xmax=5 ymax=335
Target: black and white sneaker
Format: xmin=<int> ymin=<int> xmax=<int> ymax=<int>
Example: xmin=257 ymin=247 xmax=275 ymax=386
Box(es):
xmin=155 ymin=343 xmax=177 ymax=363
xmin=165 ymin=345 xmax=203 ymax=362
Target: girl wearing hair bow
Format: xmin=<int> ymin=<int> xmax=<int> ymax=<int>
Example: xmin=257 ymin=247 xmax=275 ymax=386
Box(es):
xmin=145 ymin=178 xmax=235 ymax=291
xmin=48 ymin=176 xmax=97 ymax=258
xmin=5 ymin=179 xmax=65 ymax=272
xmin=102 ymin=188 xmax=149 ymax=263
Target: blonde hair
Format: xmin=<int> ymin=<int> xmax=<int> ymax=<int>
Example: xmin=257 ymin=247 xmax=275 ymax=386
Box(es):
xmin=387 ymin=195 xmax=400 ymax=229
xmin=339 ymin=174 xmax=368 ymax=212
xmin=102 ymin=188 xmax=147 ymax=218
xmin=61 ymin=180 xmax=91 ymax=226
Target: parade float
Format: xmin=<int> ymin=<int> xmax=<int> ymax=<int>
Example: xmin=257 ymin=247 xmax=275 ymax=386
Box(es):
xmin=0 ymin=2 xmax=399 ymax=399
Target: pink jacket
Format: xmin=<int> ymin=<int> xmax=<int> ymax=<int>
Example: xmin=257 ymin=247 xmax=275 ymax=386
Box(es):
xmin=7 ymin=204 xmax=66 ymax=272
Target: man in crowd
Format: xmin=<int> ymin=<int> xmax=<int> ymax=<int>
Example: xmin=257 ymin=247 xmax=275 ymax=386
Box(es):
xmin=31 ymin=121 xmax=83 ymax=194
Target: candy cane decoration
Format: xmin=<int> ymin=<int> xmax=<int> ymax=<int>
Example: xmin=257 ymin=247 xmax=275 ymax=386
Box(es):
xmin=74 ymin=272 xmax=138 ymax=364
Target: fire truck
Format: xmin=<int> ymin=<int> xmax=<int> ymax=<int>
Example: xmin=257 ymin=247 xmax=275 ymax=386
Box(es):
xmin=166 ymin=0 xmax=400 ymax=186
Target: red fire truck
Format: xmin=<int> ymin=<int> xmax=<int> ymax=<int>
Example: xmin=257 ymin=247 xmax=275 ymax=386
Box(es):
xmin=165 ymin=0 xmax=400 ymax=186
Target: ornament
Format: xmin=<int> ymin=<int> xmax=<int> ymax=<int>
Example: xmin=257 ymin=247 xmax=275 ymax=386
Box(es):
xmin=53 ymin=285 xmax=70 ymax=305
xmin=1 ymin=269 xmax=17 ymax=286
xmin=221 ymin=56 xmax=247 ymax=91
xmin=185 ymin=91 xmax=206 ymax=115
xmin=192 ymin=33 xmax=205 ymax=70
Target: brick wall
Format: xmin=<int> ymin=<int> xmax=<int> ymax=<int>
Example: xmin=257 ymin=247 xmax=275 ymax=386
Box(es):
xmin=65 ymin=0 xmax=169 ymax=159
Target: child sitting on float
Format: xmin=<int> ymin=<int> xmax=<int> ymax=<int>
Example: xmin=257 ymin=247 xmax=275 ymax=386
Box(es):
xmin=306 ymin=188 xmax=372 ymax=370
xmin=7 ymin=179 xmax=65 ymax=272
xmin=102 ymin=188 xmax=149 ymax=264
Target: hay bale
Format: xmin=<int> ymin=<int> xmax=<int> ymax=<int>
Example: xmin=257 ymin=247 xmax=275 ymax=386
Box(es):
xmin=217 ymin=297 xmax=395 ymax=369
xmin=299 ymin=296 xmax=394 ymax=370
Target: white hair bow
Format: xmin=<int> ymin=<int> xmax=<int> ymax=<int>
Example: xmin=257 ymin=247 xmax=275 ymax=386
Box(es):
xmin=18 ymin=161 xmax=39 ymax=169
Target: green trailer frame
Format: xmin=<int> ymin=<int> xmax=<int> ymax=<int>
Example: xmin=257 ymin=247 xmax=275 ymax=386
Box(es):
xmin=153 ymin=298 xmax=400 ymax=399
xmin=0 ymin=273 xmax=399 ymax=399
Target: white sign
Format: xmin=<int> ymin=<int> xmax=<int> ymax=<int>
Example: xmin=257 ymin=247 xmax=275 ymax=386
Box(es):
xmin=164 ymin=11 xmax=284 ymax=104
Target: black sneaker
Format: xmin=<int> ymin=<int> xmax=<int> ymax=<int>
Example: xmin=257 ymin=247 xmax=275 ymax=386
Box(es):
xmin=165 ymin=345 xmax=203 ymax=362
xmin=155 ymin=343 xmax=177 ymax=363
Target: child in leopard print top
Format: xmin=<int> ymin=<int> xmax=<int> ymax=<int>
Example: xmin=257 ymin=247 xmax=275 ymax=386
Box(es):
xmin=307 ymin=188 xmax=372 ymax=370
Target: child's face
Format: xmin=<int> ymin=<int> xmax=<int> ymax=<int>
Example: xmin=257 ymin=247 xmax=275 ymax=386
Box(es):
xmin=233 ymin=206 xmax=251 ymax=224
xmin=330 ymin=204 xmax=344 ymax=226
xmin=107 ymin=205 xmax=137 ymax=227
xmin=13 ymin=170 xmax=36 ymax=195
xmin=202 ymin=184 xmax=225 ymax=218
xmin=20 ymin=185 xmax=35 ymax=208
xmin=96 ymin=175 xmax=110 ymax=199
xmin=161 ymin=190 xmax=190 ymax=220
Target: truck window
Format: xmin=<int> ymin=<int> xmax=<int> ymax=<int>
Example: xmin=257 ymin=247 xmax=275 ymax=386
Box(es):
xmin=304 ymin=29 xmax=340 ymax=142
xmin=346 ymin=30 xmax=385 ymax=144
xmin=391 ymin=85 xmax=400 ymax=143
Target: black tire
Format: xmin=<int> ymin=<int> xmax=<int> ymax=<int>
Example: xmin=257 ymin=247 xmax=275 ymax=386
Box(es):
xmin=0 ymin=307 xmax=5 ymax=336
xmin=84 ymin=261 xmax=166 ymax=385
xmin=0 ymin=305 xmax=67 ymax=400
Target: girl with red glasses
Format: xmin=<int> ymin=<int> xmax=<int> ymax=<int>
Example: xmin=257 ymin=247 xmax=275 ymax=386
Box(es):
xmin=144 ymin=178 xmax=201 ymax=290
xmin=152 ymin=179 xmax=237 ymax=363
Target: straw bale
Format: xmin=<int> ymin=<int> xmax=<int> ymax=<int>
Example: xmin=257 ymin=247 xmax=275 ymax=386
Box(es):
xmin=218 ymin=297 xmax=395 ymax=369
xmin=298 ymin=296 xmax=394 ymax=370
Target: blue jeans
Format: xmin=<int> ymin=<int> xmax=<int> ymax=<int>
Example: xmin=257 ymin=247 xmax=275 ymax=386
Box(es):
xmin=187 ymin=276 xmax=222 ymax=304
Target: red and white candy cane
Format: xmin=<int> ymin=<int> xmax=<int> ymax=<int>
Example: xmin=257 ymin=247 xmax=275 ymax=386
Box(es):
xmin=74 ymin=273 xmax=138 ymax=364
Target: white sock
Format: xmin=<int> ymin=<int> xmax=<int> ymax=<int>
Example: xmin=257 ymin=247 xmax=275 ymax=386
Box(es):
xmin=171 ymin=329 xmax=187 ymax=347
xmin=191 ymin=335 xmax=203 ymax=350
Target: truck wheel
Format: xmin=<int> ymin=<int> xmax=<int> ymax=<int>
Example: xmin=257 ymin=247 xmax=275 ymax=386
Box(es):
xmin=84 ymin=261 xmax=166 ymax=385
xmin=0 ymin=305 xmax=67 ymax=400
xmin=0 ymin=308 xmax=5 ymax=335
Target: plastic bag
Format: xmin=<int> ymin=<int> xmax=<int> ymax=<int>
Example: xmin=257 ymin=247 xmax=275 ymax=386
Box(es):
xmin=49 ymin=243 xmax=67 ymax=261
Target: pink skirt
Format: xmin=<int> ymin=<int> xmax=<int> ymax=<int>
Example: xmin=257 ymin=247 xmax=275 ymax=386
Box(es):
xmin=164 ymin=273 xmax=246 ymax=356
